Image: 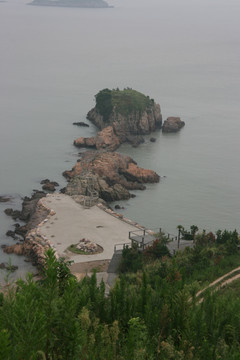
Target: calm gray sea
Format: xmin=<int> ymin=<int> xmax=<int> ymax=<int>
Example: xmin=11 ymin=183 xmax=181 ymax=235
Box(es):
xmin=0 ymin=0 xmax=239 ymax=283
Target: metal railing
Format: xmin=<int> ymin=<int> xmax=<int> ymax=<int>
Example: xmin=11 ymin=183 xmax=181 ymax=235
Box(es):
xmin=128 ymin=228 xmax=178 ymax=243
xmin=114 ymin=242 xmax=132 ymax=253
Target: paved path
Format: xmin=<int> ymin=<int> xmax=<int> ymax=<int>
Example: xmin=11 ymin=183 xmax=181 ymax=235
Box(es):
xmin=40 ymin=194 xmax=140 ymax=264
xmin=39 ymin=194 xmax=194 ymax=293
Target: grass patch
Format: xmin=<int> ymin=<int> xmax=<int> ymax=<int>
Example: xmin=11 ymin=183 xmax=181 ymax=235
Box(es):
xmin=68 ymin=244 xmax=91 ymax=255
xmin=218 ymin=277 xmax=240 ymax=297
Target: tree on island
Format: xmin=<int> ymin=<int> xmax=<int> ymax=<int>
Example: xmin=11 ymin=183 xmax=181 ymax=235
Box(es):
xmin=95 ymin=88 xmax=113 ymax=121
xmin=95 ymin=87 xmax=155 ymax=120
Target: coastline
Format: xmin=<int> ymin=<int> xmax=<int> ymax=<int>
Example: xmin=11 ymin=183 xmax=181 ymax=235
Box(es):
xmin=1 ymin=90 xmax=173 ymax=278
xmin=33 ymin=193 xmax=146 ymax=259
xmin=1 ymin=91 xmax=164 ymax=279
xmin=1 ymin=191 xmax=148 ymax=286
xmin=12 ymin=193 xmax=147 ymax=279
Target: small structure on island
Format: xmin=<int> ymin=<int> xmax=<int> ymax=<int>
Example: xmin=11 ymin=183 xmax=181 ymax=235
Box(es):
xmin=84 ymin=176 xmax=98 ymax=207
xmin=66 ymin=175 xmax=99 ymax=208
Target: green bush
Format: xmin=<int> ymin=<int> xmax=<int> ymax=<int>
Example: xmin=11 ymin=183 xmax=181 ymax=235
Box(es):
xmin=119 ymin=246 xmax=143 ymax=273
xmin=95 ymin=87 xmax=154 ymax=121
xmin=1 ymin=229 xmax=240 ymax=359
xmin=95 ymin=88 xmax=113 ymax=121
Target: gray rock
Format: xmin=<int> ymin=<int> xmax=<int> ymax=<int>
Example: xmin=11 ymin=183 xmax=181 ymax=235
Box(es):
xmin=162 ymin=117 xmax=185 ymax=133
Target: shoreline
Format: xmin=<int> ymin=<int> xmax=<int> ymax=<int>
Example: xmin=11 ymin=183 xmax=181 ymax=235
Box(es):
xmin=35 ymin=193 xmax=146 ymax=262
xmin=1 ymin=90 xmax=164 ymax=277
xmin=2 ymin=193 xmax=148 ymax=280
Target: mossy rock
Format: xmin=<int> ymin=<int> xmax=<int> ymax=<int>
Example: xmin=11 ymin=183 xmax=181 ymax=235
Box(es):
xmin=95 ymin=88 xmax=154 ymax=121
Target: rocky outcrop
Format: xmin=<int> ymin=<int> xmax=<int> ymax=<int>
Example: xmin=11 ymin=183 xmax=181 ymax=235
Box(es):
xmin=87 ymin=103 xmax=162 ymax=141
xmin=162 ymin=117 xmax=185 ymax=133
xmin=41 ymin=179 xmax=59 ymax=192
xmin=3 ymin=198 xmax=57 ymax=268
xmin=3 ymin=235 xmax=51 ymax=268
xmin=74 ymin=126 xmax=147 ymax=151
xmin=74 ymin=126 xmax=121 ymax=151
xmin=63 ymin=150 xmax=160 ymax=202
xmin=0 ymin=262 xmax=18 ymax=272
xmin=73 ymin=122 xmax=89 ymax=127
xmin=4 ymin=190 xmax=47 ymax=237
xmin=74 ymin=89 xmax=162 ymax=151
xmin=125 ymin=135 xmax=145 ymax=147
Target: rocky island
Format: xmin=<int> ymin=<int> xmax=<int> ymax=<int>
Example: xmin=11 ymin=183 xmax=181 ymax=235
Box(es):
xmin=69 ymin=88 xmax=162 ymax=201
xmin=3 ymin=88 xmax=163 ymax=268
xmin=28 ymin=0 xmax=112 ymax=8
xmin=74 ymin=88 xmax=162 ymax=150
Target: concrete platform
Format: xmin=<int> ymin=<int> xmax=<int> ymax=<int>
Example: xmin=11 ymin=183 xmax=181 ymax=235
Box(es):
xmin=40 ymin=194 xmax=140 ymax=264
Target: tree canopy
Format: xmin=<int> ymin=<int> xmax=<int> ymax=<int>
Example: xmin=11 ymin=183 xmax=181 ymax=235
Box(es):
xmin=95 ymin=88 xmax=155 ymax=120
xmin=1 ymin=228 xmax=240 ymax=359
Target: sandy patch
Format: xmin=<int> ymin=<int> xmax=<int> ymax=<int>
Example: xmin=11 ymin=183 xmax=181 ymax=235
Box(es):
xmin=70 ymin=259 xmax=110 ymax=280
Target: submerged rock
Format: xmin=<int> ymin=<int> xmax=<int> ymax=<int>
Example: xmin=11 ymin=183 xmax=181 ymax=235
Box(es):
xmin=6 ymin=230 xmax=16 ymax=238
xmin=41 ymin=179 xmax=59 ymax=192
xmin=4 ymin=208 xmax=14 ymax=216
xmin=73 ymin=122 xmax=89 ymax=127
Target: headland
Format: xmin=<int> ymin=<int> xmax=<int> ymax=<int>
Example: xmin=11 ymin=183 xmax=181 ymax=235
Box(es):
xmin=2 ymin=88 xmax=184 ymax=276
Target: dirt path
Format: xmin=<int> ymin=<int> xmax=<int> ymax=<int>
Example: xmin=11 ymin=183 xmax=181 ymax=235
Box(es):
xmin=196 ymin=266 xmax=240 ymax=302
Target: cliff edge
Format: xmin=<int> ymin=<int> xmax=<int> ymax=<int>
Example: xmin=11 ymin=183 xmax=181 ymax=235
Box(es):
xmin=87 ymin=88 xmax=162 ymax=139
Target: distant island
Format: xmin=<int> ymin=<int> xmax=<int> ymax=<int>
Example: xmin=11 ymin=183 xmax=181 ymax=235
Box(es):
xmin=28 ymin=0 xmax=112 ymax=8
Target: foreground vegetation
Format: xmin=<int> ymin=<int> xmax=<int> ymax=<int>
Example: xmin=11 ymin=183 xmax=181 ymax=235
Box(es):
xmin=1 ymin=229 xmax=240 ymax=359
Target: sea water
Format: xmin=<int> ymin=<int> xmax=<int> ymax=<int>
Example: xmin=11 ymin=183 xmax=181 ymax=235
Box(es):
xmin=0 ymin=0 xmax=239 ymax=283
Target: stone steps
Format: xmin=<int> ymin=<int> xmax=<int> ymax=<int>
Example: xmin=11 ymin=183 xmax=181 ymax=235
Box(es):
xmin=107 ymin=251 xmax=122 ymax=273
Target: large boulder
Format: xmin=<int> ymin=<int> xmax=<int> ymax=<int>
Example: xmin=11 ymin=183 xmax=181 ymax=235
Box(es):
xmin=63 ymin=150 xmax=160 ymax=202
xmin=3 ymin=235 xmax=51 ymax=268
xmin=162 ymin=117 xmax=185 ymax=133
xmin=74 ymin=126 xmax=121 ymax=151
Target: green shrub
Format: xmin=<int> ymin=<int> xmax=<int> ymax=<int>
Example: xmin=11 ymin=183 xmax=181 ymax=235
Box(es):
xmin=95 ymin=88 xmax=113 ymax=121
xmin=95 ymin=87 xmax=154 ymax=121
xmin=119 ymin=246 xmax=143 ymax=273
